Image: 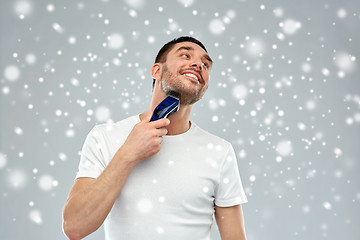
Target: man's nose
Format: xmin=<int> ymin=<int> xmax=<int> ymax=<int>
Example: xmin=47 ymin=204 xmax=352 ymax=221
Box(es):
xmin=191 ymin=63 xmax=201 ymax=70
xmin=190 ymin=59 xmax=202 ymax=71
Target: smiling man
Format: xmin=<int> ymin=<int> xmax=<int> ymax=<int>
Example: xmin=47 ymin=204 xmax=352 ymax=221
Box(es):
xmin=62 ymin=36 xmax=248 ymax=240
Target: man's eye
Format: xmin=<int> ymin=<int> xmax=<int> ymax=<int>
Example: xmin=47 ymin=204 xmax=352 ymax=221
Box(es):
xmin=202 ymin=62 xmax=208 ymax=68
xmin=182 ymin=54 xmax=189 ymax=58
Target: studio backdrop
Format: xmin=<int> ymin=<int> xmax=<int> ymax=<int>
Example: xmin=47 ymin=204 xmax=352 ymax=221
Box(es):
xmin=1 ymin=0 xmax=359 ymax=239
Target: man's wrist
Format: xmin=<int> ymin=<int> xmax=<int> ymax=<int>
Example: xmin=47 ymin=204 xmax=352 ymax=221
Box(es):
xmin=114 ymin=147 xmax=138 ymax=167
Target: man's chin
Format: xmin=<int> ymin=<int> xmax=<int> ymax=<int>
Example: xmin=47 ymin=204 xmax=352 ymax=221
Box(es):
xmin=179 ymin=90 xmax=204 ymax=105
xmin=161 ymin=80 xmax=205 ymax=105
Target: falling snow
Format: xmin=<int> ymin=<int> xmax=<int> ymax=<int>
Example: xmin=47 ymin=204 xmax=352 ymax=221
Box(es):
xmin=7 ymin=169 xmax=27 ymax=189
xmin=29 ymin=209 xmax=43 ymax=224
xmin=1 ymin=0 xmax=359 ymax=240
xmin=0 ymin=153 xmax=7 ymax=168
xmin=4 ymin=65 xmax=21 ymax=82
xmin=137 ymin=198 xmax=153 ymax=214
xmin=38 ymin=174 xmax=57 ymax=191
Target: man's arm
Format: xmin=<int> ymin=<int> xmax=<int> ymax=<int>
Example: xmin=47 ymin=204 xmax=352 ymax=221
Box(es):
xmin=62 ymin=156 xmax=136 ymax=240
xmin=62 ymin=117 xmax=170 ymax=240
xmin=215 ymin=204 xmax=247 ymax=240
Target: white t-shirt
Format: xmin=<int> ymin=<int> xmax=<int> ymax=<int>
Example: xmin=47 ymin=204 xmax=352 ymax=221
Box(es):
xmin=76 ymin=115 xmax=247 ymax=240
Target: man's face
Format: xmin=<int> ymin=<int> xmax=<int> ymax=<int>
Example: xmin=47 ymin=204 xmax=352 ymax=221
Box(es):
xmin=160 ymin=42 xmax=212 ymax=105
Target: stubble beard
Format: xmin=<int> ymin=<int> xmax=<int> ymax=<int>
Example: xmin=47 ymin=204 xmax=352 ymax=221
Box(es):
xmin=160 ymin=64 xmax=207 ymax=105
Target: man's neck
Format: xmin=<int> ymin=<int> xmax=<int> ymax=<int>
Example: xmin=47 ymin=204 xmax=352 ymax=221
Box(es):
xmin=140 ymin=101 xmax=193 ymax=135
xmin=141 ymin=80 xmax=194 ymax=135
xmin=166 ymin=106 xmax=192 ymax=135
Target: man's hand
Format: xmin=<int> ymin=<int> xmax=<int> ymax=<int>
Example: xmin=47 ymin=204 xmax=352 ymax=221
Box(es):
xmin=117 ymin=115 xmax=170 ymax=164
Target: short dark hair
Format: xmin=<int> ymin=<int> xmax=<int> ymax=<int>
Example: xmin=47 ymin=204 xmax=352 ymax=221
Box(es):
xmin=154 ymin=36 xmax=208 ymax=64
xmin=152 ymin=36 xmax=209 ymax=87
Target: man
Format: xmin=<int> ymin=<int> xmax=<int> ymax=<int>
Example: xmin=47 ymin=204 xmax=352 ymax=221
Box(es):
xmin=62 ymin=36 xmax=247 ymax=240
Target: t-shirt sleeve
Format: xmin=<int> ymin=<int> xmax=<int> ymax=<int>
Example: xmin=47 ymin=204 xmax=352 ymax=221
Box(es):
xmin=214 ymin=145 xmax=248 ymax=207
xmin=75 ymin=126 xmax=106 ymax=179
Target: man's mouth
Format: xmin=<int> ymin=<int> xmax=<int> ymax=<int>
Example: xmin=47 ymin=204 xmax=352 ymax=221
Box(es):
xmin=181 ymin=71 xmax=201 ymax=84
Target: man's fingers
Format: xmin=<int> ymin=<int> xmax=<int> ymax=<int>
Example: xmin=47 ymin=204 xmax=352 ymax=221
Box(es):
xmin=141 ymin=114 xmax=169 ymax=127
xmin=150 ymin=118 xmax=170 ymax=129
xmin=157 ymin=128 xmax=168 ymax=137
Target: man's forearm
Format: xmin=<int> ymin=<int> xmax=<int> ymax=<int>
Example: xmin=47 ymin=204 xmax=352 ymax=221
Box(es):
xmin=62 ymin=150 xmax=136 ymax=240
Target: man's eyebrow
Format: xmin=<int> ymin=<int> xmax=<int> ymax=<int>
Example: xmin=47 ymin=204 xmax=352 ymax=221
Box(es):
xmin=175 ymin=46 xmax=194 ymax=52
xmin=175 ymin=46 xmax=213 ymax=65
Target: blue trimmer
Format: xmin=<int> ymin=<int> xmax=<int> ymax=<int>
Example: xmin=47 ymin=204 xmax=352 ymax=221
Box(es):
xmin=150 ymin=91 xmax=180 ymax=122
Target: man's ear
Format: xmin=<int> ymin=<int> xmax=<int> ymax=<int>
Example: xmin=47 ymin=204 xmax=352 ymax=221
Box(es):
xmin=151 ymin=63 xmax=161 ymax=81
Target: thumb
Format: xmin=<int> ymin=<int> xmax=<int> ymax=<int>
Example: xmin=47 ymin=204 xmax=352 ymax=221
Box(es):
xmin=142 ymin=113 xmax=152 ymax=123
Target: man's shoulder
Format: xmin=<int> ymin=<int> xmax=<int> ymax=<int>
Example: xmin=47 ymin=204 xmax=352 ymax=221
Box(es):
xmin=89 ymin=115 xmax=139 ymax=136
xmin=192 ymin=123 xmax=231 ymax=147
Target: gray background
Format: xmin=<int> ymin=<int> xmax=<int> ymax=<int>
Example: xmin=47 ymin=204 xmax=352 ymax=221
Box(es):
xmin=1 ymin=0 xmax=359 ymax=239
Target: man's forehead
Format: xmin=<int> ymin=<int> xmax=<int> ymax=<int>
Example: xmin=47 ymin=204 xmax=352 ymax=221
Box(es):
xmin=172 ymin=42 xmax=206 ymax=53
xmin=170 ymin=41 xmax=213 ymax=64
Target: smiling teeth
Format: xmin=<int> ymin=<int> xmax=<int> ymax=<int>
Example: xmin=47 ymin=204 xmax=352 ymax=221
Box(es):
xmin=184 ymin=73 xmax=199 ymax=83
